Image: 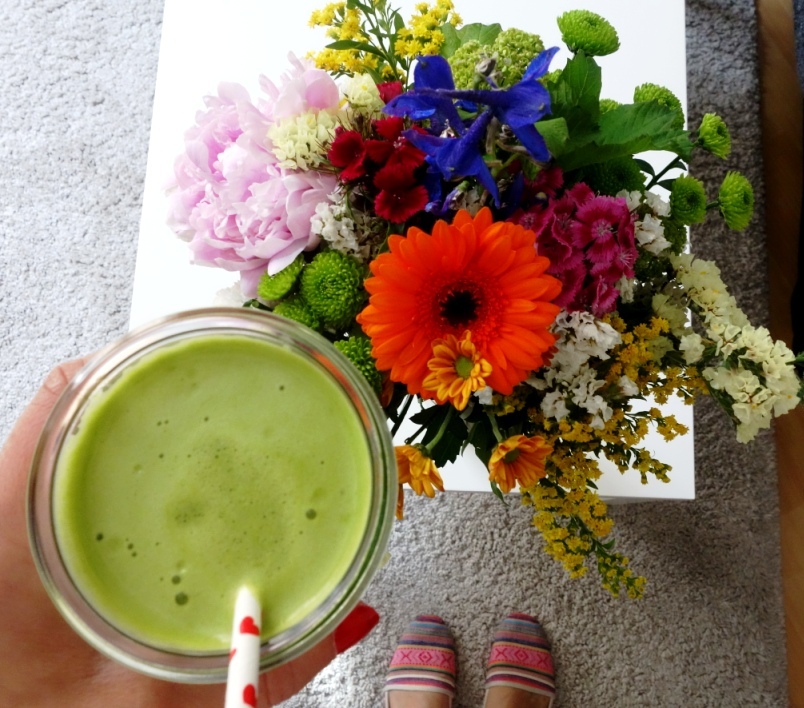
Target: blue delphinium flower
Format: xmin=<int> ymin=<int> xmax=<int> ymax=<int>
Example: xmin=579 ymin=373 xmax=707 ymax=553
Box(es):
xmin=383 ymin=48 xmax=559 ymax=205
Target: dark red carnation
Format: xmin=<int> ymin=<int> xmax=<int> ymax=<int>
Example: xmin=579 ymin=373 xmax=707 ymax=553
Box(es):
xmin=328 ymin=128 xmax=367 ymax=181
xmin=377 ymin=81 xmax=404 ymax=104
xmin=375 ymin=185 xmax=429 ymax=223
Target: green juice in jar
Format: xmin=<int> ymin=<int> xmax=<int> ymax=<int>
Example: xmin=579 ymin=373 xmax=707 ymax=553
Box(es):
xmin=52 ymin=334 xmax=373 ymax=652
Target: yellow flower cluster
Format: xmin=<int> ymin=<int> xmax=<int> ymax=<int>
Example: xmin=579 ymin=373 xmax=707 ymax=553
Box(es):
xmin=395 ymin=0 xmax=461 ymax=58
xmin=308 ymin=3 xmax=379 ymax=76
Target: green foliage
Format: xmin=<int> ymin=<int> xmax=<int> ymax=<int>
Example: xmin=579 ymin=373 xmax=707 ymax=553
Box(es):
xmin=440 ymin=21 xmax=501 ymax=58
xmin=409 ymin=402 xmax=469 ymax=467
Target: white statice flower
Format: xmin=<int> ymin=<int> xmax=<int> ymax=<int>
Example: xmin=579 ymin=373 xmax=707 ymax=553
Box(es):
xmin=310 ymin=194 xmax=363 ymax=257
xmin=474 ymin=386 xmax=494 ymax=406
xmin=634 ymin=213 xmax=670 ymax=255
xmin=541 ymin=389 xmax=569 ymax=420
xmin=554 ymin=311 xmax=621 ymax=361
xmin=679 ymin=333 xmax=705 ymax=364
xmin=644 ymin=190 xmax=671 ymax=217
xmin=618 ymin=375 xmax=640 ymax=397
xmin=617 ymin=189 xmax=643 ymax=213
xmin=569 ymin=366 xmax=613 ymax=429
xmin=268 ymin=110 xmax=339 ymax=170
xmin=341 ymin=73 xmax=385 ymax=115
xmin=616 ymin=276 xmax=635 ymax=303
xmin=670 ymin=253 xmax=749 ymax=328
xmin=213 ymin=283 xmax=245 ymax=307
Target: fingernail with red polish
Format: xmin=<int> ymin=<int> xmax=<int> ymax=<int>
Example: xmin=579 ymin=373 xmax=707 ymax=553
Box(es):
xmin=334 ymin=602 xmax=380 ymax=654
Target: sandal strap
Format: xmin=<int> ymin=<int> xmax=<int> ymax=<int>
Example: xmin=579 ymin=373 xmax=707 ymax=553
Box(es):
xmin=485 ymin=613 xmax=555 ymax=697
xmin=384 ymin=615 xmax=456 ymax=696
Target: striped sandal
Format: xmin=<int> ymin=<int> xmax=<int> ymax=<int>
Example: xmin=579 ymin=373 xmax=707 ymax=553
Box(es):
xmin=483 ymin=612 xmax=556 ymax=707
xmin=383 ymin=614 xmax=457 ymax=706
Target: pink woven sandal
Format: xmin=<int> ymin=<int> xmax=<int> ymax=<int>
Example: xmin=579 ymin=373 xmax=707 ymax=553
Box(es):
xmin=383 ymin=614 xmax=457 ymax=706
xmin=483 ymin=612 xmax=556 ymax=707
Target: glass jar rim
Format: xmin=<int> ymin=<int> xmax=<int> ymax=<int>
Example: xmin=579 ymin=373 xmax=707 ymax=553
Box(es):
xmin=27 ymin=308 xmax=396 ymax=682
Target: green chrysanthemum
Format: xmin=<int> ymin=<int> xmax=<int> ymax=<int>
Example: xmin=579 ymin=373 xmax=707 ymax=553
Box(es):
xmin=599 ymin=98 xmax=620 ymax=114
xmin=582 ymin=157 xmax=645 ymax=196
xmin=661 ymin=217 xmax=688 ymax=254
xmin=299 ymin=250 xmax=364 ymax=331
xmin=718 ymin=171 xmax=754 ymax=230
xmin=273 ymin=294 xmax=321 ymax=331
xmin=697 ymin=113 xmax=732 ymax=159
xmin=557 ymin=10 xmax=620 ymax=56
xmin=448 ymin=40 xmax=487 ymax=89
xmin=492 ymin=28 xmax=545 ymax=86
xmin=334 ymin=335 xmax=382 ymax=393
xmin=669 ymin=175 xmax=707 ymax=225
xmin=257 ymin=254 xmax=304 ymax=301
xmin=633 ymin=83 xmax=685 ymax=130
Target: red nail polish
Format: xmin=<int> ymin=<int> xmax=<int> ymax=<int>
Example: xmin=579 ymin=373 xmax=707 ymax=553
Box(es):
xmin=334 ymin=602 xmax=380 ymax=654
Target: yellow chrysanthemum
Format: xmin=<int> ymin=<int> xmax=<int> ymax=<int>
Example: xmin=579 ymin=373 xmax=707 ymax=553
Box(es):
xmin=488 ymin=434 xmax=551 ymax=494
xmin=422 ymin=331 xmax=492 ymax=411
xmin=395 ymin=445 xmax=444 ymax=519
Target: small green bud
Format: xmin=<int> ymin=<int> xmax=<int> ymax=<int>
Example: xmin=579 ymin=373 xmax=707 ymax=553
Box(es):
xmin=633 ymin=83 xmax=685 ymax=130
xmin=541 ymin=68 xmax=563 ymax=90
xmin=491 ymin=28 xmax=545 ymax=86
xmin=582 ymin=157 xmax=645 ymax=196
xmin=334 ymin=335 xmax=382 ymax=393
xmin=697 ymin=113 xmax=731 ymax=159
xmin=299 ymin=250 xmax=364 ymax=331
xmin=273 ymin=295 xmax=321 ymax=331
xmin=718 ymin=171 xmax=754 ymax=231
xmin=599 ymin=98 xmax=620 ymax=114
xmin=557 ymin=10 xmax=620 ymax=56
xmin=669 ymin=175 xmax=707 ymax=225
xmin=448 ymin=40 xmax=487 ymax=89
xmin=257 ymin=254 xmax=304 ymax=301
xmin=661 ymin=218 xmax=688 ymax=254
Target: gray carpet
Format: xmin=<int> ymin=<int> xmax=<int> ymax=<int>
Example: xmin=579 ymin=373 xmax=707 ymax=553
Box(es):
xmin=0 ymin=1 xmax=787 ymax=705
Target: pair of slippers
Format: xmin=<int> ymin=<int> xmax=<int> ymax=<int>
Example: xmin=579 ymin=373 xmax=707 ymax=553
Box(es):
xmin=384 ymin=613 xmax=555 ymax=707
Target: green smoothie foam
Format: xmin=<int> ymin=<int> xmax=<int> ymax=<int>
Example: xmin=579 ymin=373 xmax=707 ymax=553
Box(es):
xmin=53 ymin=334 xmax=372 ymax=652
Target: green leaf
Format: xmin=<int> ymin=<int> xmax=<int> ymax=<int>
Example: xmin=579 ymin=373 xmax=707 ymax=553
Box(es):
xmin=465 ymin=418 xmax=496 ymax=466
xmin=346 ymin=0 xmax=372 ymax=12
xmin=393 ymin=11 xmax=405 ymax=33
xmin=557 ymin=102 xmax=692 ymax=172
xmin=325 ymin=39 xmax=385 ymax=60
xmin=657 ymin=178 xmax=676 ymax=191
xmin=410 ymin=404 xmax=468 ymax=467
xmin=489 ymin=479 xmax=507 ymax=504
xmin=549 ymin=51 xmax=601 ymax=133
xmin=439 ymin=23 xmax=461 ymax=58
xmin=441 ymin=21 xmax=502 ymax=58
xmin=535 ymin=117 xmax=569 ymax=156
xmin=633 ymin=158 xmax=655 ymax=177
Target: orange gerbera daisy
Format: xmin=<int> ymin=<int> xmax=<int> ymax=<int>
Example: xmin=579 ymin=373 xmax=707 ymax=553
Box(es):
xmin=488 ymin=434 xmax=552 ymax=494
xmin=357 ymin=207 xmax=561 ymax=397
xmin=422 ymin=330 xmax=492 ymax=410
xmin=395 ymin=444 xmax=444 ymax=519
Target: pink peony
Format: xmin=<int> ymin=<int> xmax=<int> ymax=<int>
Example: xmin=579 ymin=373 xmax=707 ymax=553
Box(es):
xmin=166 ymin=57 xmax=340 ymax=298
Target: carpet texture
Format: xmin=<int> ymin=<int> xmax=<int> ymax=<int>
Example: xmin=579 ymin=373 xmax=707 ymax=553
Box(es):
xmin=0 ymin=1 xmax=787 ymax=705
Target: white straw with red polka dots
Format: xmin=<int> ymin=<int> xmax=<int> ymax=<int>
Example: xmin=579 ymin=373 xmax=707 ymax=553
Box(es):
xmin=225 ymin=586 xmax=262 ymax=708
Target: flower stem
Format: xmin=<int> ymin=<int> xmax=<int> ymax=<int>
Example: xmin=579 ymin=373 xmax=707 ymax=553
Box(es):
xmin=391 ymin=394 xmax=414 ymax=437
xmin=487 ymin=412 xmax=504 ymax=442
xmin=645 ymin=156 xmax=685 ymax=190
xmin=427 ymin=406 xmax=455 ymax=451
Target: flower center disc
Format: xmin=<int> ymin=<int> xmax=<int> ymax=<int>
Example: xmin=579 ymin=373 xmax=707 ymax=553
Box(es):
xmin=439 ymin=289 xmax=479 ymax=328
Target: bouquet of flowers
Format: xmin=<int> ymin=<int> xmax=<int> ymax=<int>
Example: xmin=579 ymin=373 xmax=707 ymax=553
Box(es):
xmin=166 ymin=1 xmax=803 ymax=598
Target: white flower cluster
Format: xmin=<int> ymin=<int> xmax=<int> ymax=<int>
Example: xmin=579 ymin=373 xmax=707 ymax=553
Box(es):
xmin=267 ymin=110 xmax=339 ymax=170
xmin=310 ymin=192 xmax=376 ymax=261
xmin=669 ymin=252 xmax=800 ymax=442
xmin=619 ymin=189 xmax=672 ymax=256
xmin=528 ymin=312 xmax=625 ymax=428
xmin=341 ymin=73 xmax=385 ymax=116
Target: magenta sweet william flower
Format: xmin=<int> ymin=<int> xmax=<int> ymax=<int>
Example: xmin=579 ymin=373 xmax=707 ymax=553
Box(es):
xmin=166 ymin=57 xmax=341 ymax=298
xmin=508 ymin=182 xmax=636 ymax=317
